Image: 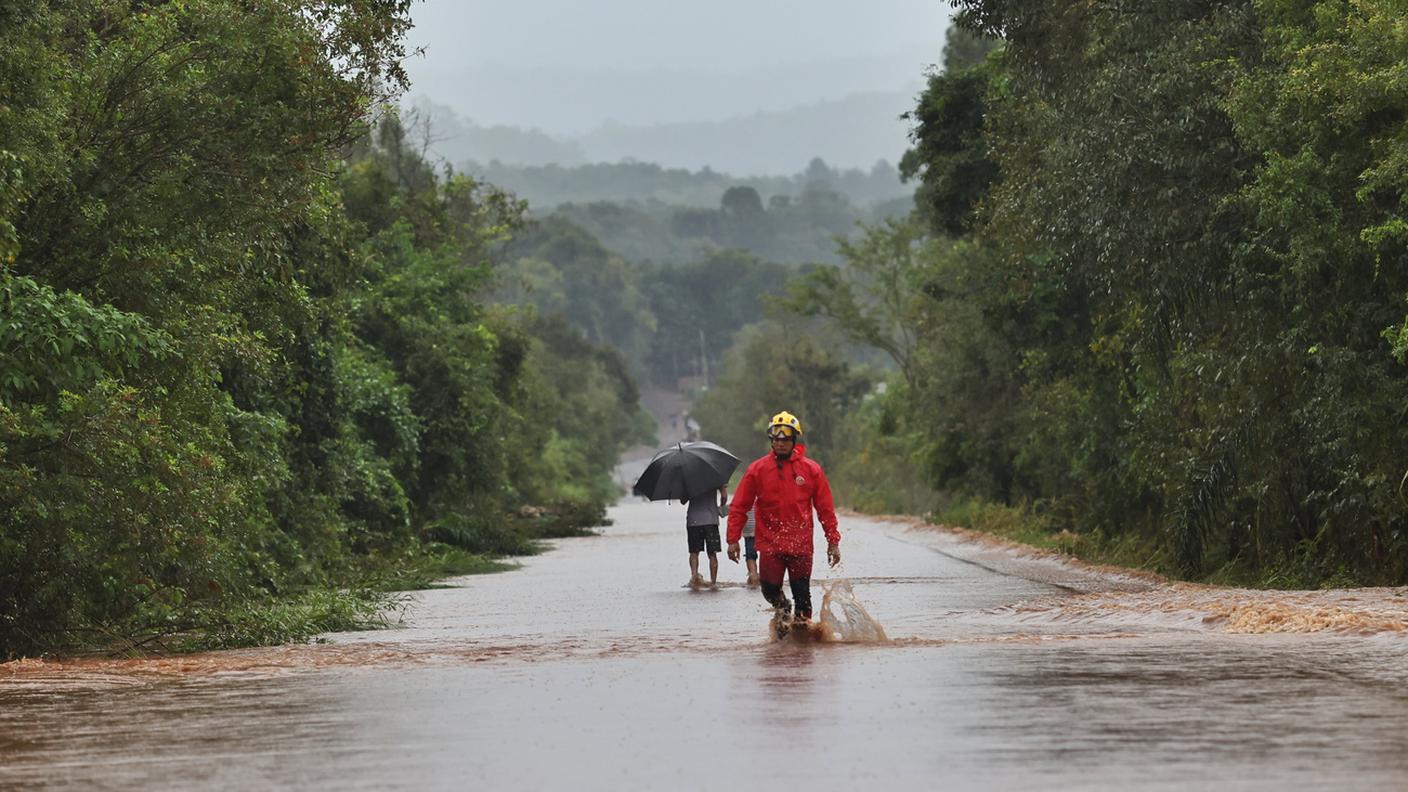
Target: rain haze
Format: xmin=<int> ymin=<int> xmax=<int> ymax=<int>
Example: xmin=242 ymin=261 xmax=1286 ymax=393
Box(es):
xmin=402 ymin=0 xmax=957 ymax=174
xmin=9 ymin=4 xmax=1408 ymax=791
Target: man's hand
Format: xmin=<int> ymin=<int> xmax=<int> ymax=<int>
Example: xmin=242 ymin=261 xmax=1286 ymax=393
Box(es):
xmin=827 ymin=543 xmax=841 ymax=568
xmin=727 ymin=542 xmax=740 ymax=563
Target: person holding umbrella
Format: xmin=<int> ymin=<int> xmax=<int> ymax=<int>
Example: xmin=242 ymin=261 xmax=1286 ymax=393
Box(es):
xmin=631 ymin=440 xmax=743 ymax=589
xmin=685 ymin=486 xmax=727 ymax=588
xmin=726 ymin=411 xmax=841 ymax=628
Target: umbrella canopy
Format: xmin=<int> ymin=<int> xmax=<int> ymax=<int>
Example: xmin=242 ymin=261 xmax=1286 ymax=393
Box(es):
xmin=632 ymin=441 xmax=741 ymax=501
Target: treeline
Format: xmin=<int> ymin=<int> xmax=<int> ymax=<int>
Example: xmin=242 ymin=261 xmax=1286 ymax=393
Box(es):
xmin=0 ymin=2 xmax=649 ymax=658
xmin=476 ymin=156 xmax=917 ymax=267
xmin=494 ymin=216 xmax=796 ymax=387
xmin=701 ymin=3 xmax=1408 ymax=587
xmin=549 ymin=185 xmax=912 ymax=266
xmin=464 ymin=157 xmax=913 ymax=211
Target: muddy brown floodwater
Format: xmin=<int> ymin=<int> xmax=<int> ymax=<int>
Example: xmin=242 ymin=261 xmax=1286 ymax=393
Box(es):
xmin=4 ymin=495 xmax=1408 ymax=790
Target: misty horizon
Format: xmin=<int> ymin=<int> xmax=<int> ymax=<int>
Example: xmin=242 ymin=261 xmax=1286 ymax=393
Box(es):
xmin=409 ymin=88 xmax=923 ymax=176
xmin=400 ymin=0 xmax=955 ymax=173
xmin=406 ymin=48 xmax=940 ymax=136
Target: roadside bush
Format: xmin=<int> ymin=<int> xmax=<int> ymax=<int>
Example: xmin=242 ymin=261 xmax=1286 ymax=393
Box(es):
xmin=428 ymin=516 xmax=542 ymax=557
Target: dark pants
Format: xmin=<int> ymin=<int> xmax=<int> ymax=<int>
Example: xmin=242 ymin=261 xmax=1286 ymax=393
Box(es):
xmin=758 ymin=552 xmax=813 ymax=618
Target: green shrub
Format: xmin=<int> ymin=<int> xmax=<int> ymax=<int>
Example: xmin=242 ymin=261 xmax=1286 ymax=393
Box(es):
xmin=427 ymin=516 xmax=541 ymax=557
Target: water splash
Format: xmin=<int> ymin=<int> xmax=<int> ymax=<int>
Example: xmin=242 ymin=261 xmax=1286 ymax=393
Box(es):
xmin=816 ymin=579 xmax=888 ymax=643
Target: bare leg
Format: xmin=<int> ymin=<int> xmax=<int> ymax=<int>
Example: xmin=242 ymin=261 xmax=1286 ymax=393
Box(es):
xmin=689 ymin=552 xmax=701 ymax=587
xmin=746 ymin=558 xmax=759 ymax=586
xmin=707 ymin=551 xmax=718 ymax=586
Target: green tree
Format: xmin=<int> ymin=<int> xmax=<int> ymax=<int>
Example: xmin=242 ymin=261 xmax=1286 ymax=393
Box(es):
xmin=912 ymin=0 xmax=1408 ymax=584
xmin=900 ymin=59 xmax=1000 ymax=237
xmin=641 ymin=251 xmax=791 ymax=387
xmin=0 ymin=0 xmax=415 ymax=655
xmin=941 ymin=23 xmax=1001 ymax=73
xmin=693 ymin=318 xmax=871 ymax=461
xmin=721 ymin=186 xmax=765 ymax=218
xmin=501 ymin=216 xmax=656 ymax=371
xmin=786 ymin=218 xmax=932 ymax=389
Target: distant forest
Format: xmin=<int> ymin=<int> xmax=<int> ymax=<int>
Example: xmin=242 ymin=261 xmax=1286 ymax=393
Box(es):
xmin=465 ymin=158 xmax=913 ymax=212
xmin=547 ymin=185 xmax=912 ymax=266
xmin=393 ymin=99 xmax=918 ymax=266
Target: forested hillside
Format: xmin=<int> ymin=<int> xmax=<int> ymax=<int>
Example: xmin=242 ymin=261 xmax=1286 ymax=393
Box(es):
xmin=701 ymin=2 xmax=1408 ymax=588
xmin=0 ymin=2 xmax=650 ymax=658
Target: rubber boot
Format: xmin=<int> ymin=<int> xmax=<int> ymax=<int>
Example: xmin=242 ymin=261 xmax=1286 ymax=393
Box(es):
xmin=761 ymin=581 xmax=791 ymax=615
xmin=790 ymin=577 xmax=812 ymax=621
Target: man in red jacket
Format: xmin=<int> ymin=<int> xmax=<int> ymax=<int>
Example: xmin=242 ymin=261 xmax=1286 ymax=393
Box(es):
xmin=726 ymin=410 xmax=841 ymax=624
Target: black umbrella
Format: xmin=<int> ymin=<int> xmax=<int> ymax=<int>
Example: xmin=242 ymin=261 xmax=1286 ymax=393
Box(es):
xmin=632 ymin=441 xmax=741 ymax=501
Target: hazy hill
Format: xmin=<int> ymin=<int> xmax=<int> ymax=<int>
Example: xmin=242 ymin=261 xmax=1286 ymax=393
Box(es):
xmin=404 ymin=98 xmax=588 ymax=166
xmin=409 ymin=90 xmax=921 ymax=176
xmin=404 ymin=47 xmax=936 ymax=139
xmin=577 ymin=91 xmax=917 ymax=175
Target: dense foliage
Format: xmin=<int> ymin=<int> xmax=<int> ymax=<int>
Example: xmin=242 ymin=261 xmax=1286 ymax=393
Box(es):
xmin=692 ymin=316 xmax=873 ymax=468
xmin=494 ymin=214 xmax=798 ymax=388
xmin=548 ymin=184 xmax=912 ymax=267
xmin=779 ymin=0 xmax=1408 ymax=587
xmin=0 ymin=1 xmax=648 ymax=658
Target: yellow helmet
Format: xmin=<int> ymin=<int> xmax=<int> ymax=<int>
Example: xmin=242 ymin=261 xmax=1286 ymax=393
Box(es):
xmin=767 ymin=410 xmax=802 ymax=439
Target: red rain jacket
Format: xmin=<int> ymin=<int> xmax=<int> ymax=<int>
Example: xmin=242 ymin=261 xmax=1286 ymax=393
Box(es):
xmin=727 ymin=444 xmax=840 ymax=556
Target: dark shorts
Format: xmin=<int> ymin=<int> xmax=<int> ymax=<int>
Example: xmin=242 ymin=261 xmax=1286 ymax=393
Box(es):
xmin=688 ymin=524 xmax=721 ymax=554
xmin=744 ymin=535 xmax=757 ymax=561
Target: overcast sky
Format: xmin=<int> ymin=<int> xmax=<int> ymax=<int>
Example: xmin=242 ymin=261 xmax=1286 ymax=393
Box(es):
xmin=402 ymin=0 xmax=956 ymax=134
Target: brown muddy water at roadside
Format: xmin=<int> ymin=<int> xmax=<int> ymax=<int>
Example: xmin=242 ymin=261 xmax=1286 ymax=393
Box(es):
xmin=891 ymin=511 xmax=1408 ymax=636
xmin=3 ymin=498 xmax=1408 ymax=790
xmin=997 ymin=585 xmax=1408 ymax=635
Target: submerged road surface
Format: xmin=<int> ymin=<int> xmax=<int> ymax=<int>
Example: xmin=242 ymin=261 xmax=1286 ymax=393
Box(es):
xmin=3 ymin=497 xmax=1408 ymax=790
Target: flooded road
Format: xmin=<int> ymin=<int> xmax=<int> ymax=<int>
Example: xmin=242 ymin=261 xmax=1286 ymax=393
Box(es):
xmin=4 ymin=498 xmax=1408 ymax=790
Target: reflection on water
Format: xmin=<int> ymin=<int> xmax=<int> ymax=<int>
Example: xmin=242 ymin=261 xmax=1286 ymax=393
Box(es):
xmin=2 ymin=499 xmax=1408 ymax=790
xmin=754 ymin=641 xmax=819 ymax=728
xmin=971 ymin=636 xmax=1408 ymax=788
